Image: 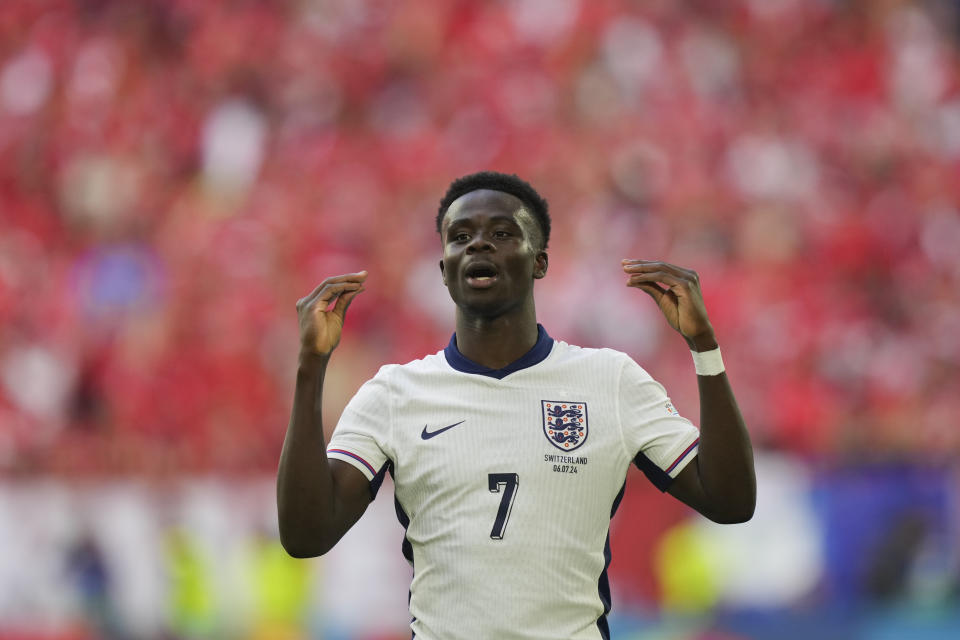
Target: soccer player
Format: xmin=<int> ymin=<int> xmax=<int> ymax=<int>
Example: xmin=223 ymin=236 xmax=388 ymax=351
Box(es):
xmin=277 ymin=172 xmax=756 ymax=639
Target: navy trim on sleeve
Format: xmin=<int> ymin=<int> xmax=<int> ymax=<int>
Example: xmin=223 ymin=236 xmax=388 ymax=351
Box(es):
xmin=633 ymin=451 xmax=674 ymax=492
xmin=370 ymin=461 xmax=391 ymax=499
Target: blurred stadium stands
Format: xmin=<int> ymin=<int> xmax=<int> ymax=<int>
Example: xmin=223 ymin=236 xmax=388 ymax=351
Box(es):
xmin=1 ymin=0 xmax=959 ymax=638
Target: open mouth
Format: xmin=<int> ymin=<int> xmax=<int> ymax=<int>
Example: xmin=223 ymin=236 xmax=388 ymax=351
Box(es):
xmin=464 ymin=262 xmax=499 ymax=289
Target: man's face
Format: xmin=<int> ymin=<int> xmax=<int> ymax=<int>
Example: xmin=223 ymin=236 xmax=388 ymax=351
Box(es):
xmin=439 ymin=189 xmax=547 ymax=318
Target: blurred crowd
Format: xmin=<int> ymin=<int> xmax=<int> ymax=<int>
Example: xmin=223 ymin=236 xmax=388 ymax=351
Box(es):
xmin=2 ymin=0 xmax=960 ymax=475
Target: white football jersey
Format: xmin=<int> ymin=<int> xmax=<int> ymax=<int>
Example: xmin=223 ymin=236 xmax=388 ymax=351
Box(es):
xmin=327 ymin=326 xmax=700 ymax=640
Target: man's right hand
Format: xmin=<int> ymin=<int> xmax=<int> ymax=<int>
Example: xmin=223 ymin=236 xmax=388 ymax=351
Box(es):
xmin=296 ymin=271 xmax=367 ymax=357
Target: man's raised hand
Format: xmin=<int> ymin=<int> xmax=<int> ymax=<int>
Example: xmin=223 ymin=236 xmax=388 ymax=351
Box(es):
xmin=622 ymin=260 xmax=717 ymax=351
xmin=297 ymin=271 xmax=367 ymax=357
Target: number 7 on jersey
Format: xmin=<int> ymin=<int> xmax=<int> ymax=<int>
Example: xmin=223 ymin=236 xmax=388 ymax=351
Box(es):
xmin=487 ymin=473 xmax=519 ymax=540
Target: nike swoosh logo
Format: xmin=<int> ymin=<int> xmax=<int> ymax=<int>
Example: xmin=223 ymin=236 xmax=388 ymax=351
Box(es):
xmin=421 ymin=420 xmax=466 ymax=440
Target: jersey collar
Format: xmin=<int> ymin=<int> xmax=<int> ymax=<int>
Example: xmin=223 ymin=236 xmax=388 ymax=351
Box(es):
xmin=444 ymin=324 xmax=554 ymax=380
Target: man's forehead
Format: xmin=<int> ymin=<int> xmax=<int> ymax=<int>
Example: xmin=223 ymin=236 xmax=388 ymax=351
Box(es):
xmin=442 ymin=189 xmax=530 ymax=227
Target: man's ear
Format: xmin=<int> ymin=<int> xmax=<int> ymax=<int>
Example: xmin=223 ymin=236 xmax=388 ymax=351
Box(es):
xmin=439 ymin=259 xmax=447 ymax=286
xmin=533 ymin=251 xmax=548 ymax=279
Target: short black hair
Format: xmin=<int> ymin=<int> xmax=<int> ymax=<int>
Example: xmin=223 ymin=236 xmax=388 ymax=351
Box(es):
xmin=436 ymin=171 xmax=551 ymax=249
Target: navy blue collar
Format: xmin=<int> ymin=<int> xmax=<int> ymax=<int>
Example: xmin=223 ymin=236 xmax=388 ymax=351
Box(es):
xmin=444 ymin=324 xmax=554 ymax=379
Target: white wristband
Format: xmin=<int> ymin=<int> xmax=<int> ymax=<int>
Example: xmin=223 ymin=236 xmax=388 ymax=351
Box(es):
xmin=691 ymin=347 xmax=725 ymax=376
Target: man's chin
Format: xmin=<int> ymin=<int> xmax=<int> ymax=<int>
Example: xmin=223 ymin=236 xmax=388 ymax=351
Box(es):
xmin=450 ymin=291 xmax=513 ymax=318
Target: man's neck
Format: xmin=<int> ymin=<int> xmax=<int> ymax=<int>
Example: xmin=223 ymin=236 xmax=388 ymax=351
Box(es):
xmin=453 ymin=307 xmax=540 ymax=370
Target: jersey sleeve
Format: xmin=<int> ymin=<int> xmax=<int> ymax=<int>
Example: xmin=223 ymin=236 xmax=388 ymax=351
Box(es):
xmin=617 ymin=356 xmax=700 ymax=491
xmin=326 ymin=370 xmax=392 ymax=485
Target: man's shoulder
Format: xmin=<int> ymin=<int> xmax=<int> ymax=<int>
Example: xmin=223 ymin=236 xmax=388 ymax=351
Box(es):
xmin=549 ymin=339 xmax=632 ymax=366
xmin=370 ymin=350 xmax=447 ymax=380
xmin=549 ymin=339 xmax=658 ymax=388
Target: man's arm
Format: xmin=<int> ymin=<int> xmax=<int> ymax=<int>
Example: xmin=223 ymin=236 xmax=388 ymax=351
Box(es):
xmin=277 ymin=271 xmax=374 ymax=557
xmin=667 ymin=363 xmax=755 ymax=523
xmin=623 ymin=260 xmax=756 ymax=524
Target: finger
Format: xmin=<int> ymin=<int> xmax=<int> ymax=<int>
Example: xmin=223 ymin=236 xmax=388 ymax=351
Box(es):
xmin=332 ymin=286 xmax=364 ymax=317
xmin=628 ymin=281 xmax=666 ymax=303
xmin=321 ymin=270 xmax=369 ymax=283
xmin=626 ymin=271 xmax=689 ymax=290
xmin=626 ymin=278 xmax=667 ymax=292
xmin=298 ymin=271 xmax=369 ymax=308
xmin=312 ymin=282 xmax=365 ymax=310
xmin=622 ymin=260 xmax=697 ymax=280
xmin=622 ymin=258 xmax=660 ymax=268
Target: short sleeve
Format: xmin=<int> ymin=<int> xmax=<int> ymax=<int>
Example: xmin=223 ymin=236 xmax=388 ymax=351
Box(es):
xmin=618 ymin=357 xmax=700 ymax=491
xmin=327 ymin=371 xmax=392 ymax=484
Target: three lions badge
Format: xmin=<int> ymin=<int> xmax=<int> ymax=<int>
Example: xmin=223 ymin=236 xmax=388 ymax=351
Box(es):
xmin=541 ymin=401 xmax=588 ymax=451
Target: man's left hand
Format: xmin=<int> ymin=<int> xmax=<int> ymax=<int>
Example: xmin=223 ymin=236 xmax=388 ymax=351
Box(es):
xmin=622 ymin=259 xmax=717 ymax=351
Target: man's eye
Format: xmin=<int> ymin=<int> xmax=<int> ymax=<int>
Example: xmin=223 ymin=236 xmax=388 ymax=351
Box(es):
xmin=453 ymin=233 xmax=470 ymax=242
xmin=494 ymin=230 xmax=511 ymax=239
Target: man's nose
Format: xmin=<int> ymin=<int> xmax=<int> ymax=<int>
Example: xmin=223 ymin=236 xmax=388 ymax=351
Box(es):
xmin=466 ymin=233 xmax=494 ymax=253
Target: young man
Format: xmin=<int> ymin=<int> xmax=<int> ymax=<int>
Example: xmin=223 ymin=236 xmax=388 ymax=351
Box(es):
xmin=277 ymin=172 xmax=755 ymax=639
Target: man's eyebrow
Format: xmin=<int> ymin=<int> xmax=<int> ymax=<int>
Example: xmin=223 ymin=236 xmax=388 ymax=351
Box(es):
xmin=449 ymin=214 xmax=517 ymax=227
xmin=445 ymin=214 xmax=521 ymax=230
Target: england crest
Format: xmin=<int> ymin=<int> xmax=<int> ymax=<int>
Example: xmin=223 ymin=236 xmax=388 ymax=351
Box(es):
xmin=541 ymin=401 xmax=588 ymax=451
